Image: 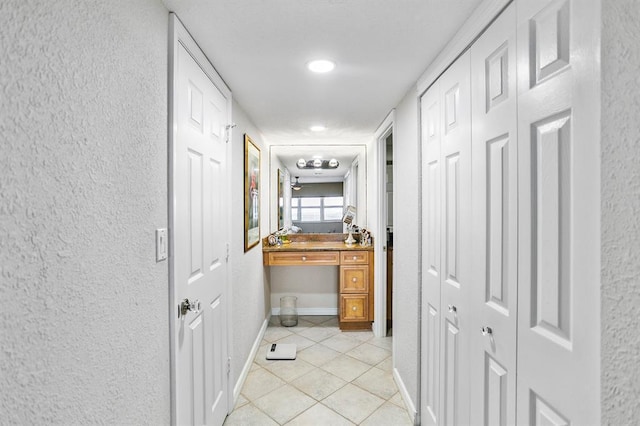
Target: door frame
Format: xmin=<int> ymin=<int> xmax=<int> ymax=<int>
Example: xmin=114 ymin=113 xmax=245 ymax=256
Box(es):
xmin=168 ymin=13 xmax=234 ymax=425
xmin=373 ymin=110 xmax=395 ymax=338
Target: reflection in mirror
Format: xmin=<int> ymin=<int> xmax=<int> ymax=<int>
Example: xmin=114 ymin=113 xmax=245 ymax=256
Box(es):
xmin=291 ymin=183 xmax=343 ymax=233
xmin=277 ymin=169 xmax=284 ymax=229
xmin=269 ymin=145 xmax=367 ymax=233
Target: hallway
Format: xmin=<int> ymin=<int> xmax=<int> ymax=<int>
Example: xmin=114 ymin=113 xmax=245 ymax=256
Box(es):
xmin=2 ymin=1 xmax=639 ymax=424
xmin=225 ymin=316 xmax=411 ymax=425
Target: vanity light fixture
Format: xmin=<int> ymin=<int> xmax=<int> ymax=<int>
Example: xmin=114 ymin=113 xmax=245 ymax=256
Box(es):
xmin=295 ymin=158 xmax=339 ymax=170
xmin=310 ymin=125 xmax=326 ymax=132
xmin=307 ymin=59 xmax=335 ymax=73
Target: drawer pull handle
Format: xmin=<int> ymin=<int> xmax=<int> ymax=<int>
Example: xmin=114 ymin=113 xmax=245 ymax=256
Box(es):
xmin=352 ymin=256 xmax=357 ymax=260
xmin=352 ymin=277 xmax=357 ymax=282
xmin=302 ymin=256 xmax=307 ymax=261
xmin=352 ymin=306 xmax=357 ymax=311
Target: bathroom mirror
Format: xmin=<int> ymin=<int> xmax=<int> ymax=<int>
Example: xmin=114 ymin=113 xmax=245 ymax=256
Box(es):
xmin=269 ymin=145 xmax=367 ymax=233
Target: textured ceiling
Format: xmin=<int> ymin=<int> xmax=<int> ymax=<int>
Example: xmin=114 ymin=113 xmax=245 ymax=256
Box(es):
xmin=162 ymin=0 xmax=482 ymax=147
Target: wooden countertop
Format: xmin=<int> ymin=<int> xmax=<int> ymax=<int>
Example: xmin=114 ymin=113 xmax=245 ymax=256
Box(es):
xmin=262 ymin=233 xmax=373 ymax=253
xmin=262 ymin=240 xmax=373 ymax=253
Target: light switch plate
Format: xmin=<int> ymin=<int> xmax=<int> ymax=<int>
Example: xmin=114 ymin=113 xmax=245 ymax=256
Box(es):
xmin=156 ymin=228 xmax=168 ymax=262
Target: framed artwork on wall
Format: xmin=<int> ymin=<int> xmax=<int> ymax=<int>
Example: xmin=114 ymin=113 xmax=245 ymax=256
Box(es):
xmin=244 ymin=134 xmax=260 ymax=251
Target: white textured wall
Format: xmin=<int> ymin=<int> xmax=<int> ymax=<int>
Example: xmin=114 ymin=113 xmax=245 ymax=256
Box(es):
xmin=229 ymin=100 xmax=271 ymax=388
xmin=392 ymin=86 xmax=420 ymax=409
xmin=601 ymin=1 xmax=640 ymax=423
xmin=0 ymin=0 xmax=170 ymax=423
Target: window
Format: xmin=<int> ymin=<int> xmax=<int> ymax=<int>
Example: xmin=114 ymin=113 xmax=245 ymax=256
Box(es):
xmin=292 ymin=196 xmax=344 ymax=222
xmin=323 ymin=196 xmax=344 ymax=221
xmin=291 ymin=198 xmax=299 ymax=221
xmin=300 ymin=197 xmax=321 ymax=221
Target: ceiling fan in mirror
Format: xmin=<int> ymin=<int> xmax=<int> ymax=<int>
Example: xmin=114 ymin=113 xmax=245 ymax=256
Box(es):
xmin=291 ymin=176 xmax=303 ymax=191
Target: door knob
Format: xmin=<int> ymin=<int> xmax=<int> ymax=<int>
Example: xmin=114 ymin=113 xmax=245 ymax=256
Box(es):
xmin=448 ymin=304 xmax=457 ymax=314
xmin=481 ymin=326 xmax=493 ymax=336
xmin=179 ymin=298 xmax=201 ymax=317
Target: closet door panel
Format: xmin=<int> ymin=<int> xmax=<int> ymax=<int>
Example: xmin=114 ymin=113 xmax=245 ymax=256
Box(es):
xmin=438 ymin=50 xmax=471 ymax=426
xmin=420 ymin=81 xmax=442 ymax=426
xmin=469 ymin=4 xmax=518 ymax=426
xmin=443 ymin=320 xmax=460 ymax=425
xmin=516 ymin=0 xmax=600 ymax=424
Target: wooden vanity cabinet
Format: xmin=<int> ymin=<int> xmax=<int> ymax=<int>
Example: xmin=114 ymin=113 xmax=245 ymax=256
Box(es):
xmin=262 ymin=237 xmax=373 ymax=331
xmin=339 ymin=250 xmax=373 ymax=330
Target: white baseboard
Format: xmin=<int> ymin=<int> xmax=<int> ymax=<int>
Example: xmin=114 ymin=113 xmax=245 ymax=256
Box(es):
xmin=271 ymin=307 xmax=338 ymax=316
xmin=393 ymin=367 xmax=418 ymax=425
xmin=233 ymin=317 xmax=269 ymax=405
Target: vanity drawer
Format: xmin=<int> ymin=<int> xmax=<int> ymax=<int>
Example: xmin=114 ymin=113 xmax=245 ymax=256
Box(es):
xmin=340 ymin=251 xmax=369 ymax=265
xmin=340 ymin=265 xmax=369 ymax=293
xmin=340 ymin=294 xmax=369 ymax=321
xmin=266 ymin=251 xmax=340 ymax=266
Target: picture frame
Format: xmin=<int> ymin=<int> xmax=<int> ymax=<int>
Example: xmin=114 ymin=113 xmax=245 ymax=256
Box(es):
xmin=277 ymin=169 xmax=284 ymax=230
xmin=244 ymin=134 xmax=261 ymax=251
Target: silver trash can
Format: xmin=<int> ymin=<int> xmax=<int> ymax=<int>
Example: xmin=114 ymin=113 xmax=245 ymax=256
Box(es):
xmin=280 ymin=296 xmax=298 ymax=327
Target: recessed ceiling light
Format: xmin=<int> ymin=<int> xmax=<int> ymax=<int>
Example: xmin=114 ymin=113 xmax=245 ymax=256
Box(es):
xmin=310 ymin=125 xmax=326 ymax=132
xmin=307 ymin=60 xmax=335 ymax=73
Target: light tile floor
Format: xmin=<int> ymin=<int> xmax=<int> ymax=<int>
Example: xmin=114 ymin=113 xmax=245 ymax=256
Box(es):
xmin=224 ymin=316 xmax=412 ymax=426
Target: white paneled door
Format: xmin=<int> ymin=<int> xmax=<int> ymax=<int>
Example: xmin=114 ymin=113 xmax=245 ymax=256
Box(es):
xmin=438 ymin=51 xmax=472 ymax=426
xmin=420 ymin=50 xmax=472 ymax=426
xmin=516 ymin=0 xmax=600 ymax=424
xmin=170 ymin=15 xmax=231 ymax=426
xmin=420 ymin=1 xmax=600 ymax=424
xmin=469 ymin=4 xmax=518 ymax=425
xmin=420 ymin=79 xmax=442 ymax=426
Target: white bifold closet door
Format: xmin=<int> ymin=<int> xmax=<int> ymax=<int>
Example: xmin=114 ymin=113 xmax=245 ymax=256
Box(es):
xmin=420 ymin=76 xmax=442 ymax=426
xmin=421 ymin=1 xmax=600 ymax=424
xmin=469 ymin=3 xmax=518 ymax=426
xmin=438 ymin=52 xmax=472 ymax=426
xmin=516 ymin=0 xmax=600 ymax=424
xmin=420 ymin=51 xmax=472 ymax=426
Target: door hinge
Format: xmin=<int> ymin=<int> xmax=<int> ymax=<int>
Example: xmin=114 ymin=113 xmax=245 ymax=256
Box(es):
xmin=225 ymin=123 xmax=236 ymax=143
xmin=226 ymin=243 xmax=230 ymax=262
xmin=227 ymin=357 xmax=231 ymax=376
